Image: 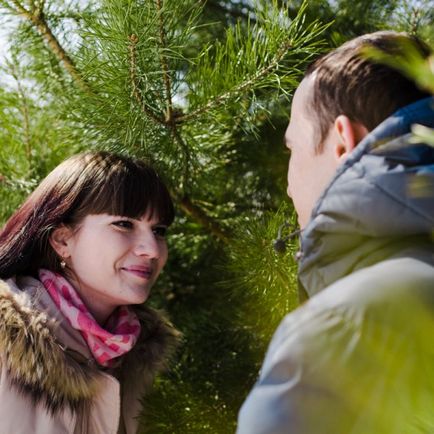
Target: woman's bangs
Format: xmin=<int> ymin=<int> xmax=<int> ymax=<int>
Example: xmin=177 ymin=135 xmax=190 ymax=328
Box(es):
xmin=68 ymin=153 xmax=174 ymax=226
xmin=100 ymin=165 xmax=174 ymax=225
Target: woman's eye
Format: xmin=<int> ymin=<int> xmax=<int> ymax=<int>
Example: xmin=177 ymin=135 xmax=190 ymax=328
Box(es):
xmin=112 ymin=220 xmax=133 ymax=230
xmin=153 ymin=226 xmax=167 ymax=237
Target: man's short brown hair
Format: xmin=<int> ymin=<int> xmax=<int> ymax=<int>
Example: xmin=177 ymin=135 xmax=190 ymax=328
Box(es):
xmin=305 ymin=31 xmax=432 ymax=152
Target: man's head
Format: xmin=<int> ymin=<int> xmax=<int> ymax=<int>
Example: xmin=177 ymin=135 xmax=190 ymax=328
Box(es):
xmin=285 ymin=31 xmax=432 ymax=228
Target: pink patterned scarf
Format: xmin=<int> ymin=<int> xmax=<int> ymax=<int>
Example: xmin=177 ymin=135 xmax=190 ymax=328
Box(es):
xmin=39 ymin=269 xmax=141 ymax=367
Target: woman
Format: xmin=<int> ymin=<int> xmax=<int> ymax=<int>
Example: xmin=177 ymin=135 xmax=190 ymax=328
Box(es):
xmin=0 ymin=151 xmax=180 ymax=434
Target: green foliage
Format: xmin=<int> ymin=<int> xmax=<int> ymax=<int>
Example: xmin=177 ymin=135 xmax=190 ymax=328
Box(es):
xmin=143 ymin=204 xmax=299 ymax=433
xmin=186 ymin=1 xmax=325 ymax=111
xmin=389 ymin=0 xmax=434 ymax=42
xmin=288 ymin=0 xmax=434 ymax=46
xmin=0 ymin=3 xmax=319 ymax=431
xmin=224 ymin=203 xmax=299 ymax=339
xmin=0 ymin=54 xmax=76 ymax=221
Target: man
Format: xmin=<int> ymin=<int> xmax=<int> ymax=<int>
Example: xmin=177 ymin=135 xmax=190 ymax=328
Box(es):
xmin=237 ymin=31 xmax=434 ymax=433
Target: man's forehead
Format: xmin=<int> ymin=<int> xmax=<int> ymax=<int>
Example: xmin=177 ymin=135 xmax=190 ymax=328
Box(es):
xmin=284 ymin=75 xmax=317 ymax=147
xmin=293 ymin=75 xmax=315 ymax=112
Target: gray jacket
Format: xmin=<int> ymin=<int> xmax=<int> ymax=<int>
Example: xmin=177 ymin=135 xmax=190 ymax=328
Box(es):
xmin=237 ymin=97 xmax=434 ymax=434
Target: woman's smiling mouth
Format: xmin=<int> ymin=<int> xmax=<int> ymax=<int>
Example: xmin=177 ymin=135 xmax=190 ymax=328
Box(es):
xmin=122 ymin=266 xmax=153 ymax=280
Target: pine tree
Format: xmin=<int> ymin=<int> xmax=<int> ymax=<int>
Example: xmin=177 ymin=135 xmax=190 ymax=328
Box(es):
xmin=0 ymin=0 xmax=432 ymax=432
xmin=0 ymin=2 xmax=326 ymax=431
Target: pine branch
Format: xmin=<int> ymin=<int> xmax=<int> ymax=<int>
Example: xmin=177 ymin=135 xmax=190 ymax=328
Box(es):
xmin=110 ymin=8 xmax=222 ymax=240
xmin=170 ymin=126 xmax=192 ymax=190
xmin=31 ymin=15 xmax=89 ymax=92
xmin=1 ymin=0 xmax=229 ymax=244
xmin=155 ymin=0 xmax=173 ymax=123
xmin=4 ymin=0 xmax=90 ymax=93
xmin=154 ymin=0 xmax=191 ymax=187
xmin=7 ymin=0 xmax=30 ymax=14
xmin=178 ymin=195 xmax=230 ymax=243
xmin=128 ymin=33 xmax=166 ymax=125
xmin=175 ymin=38 xmax=293 ymax=124
xmin=408 ymin=7 xmax=423 ymax=34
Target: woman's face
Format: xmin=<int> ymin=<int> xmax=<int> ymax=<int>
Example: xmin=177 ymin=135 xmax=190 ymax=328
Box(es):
xmin=53 ymin=213 xmax=168 ymax=323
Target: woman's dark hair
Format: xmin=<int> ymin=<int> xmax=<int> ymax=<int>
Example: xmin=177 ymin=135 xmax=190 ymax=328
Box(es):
xmin=0 ymin=151 xmax=174 ymax=279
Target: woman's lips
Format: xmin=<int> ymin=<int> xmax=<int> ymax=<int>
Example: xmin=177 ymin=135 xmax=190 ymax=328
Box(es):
xmin=122 ymin=267 xmax=152 ymax=280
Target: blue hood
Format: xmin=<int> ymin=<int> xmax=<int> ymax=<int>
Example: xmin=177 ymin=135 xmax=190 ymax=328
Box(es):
xmin=298 ymin=97 xmax=434 ymax=297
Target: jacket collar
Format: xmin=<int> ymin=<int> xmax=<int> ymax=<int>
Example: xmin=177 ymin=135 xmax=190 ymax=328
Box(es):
xmin=0 ymin=277 xmax=180 ymax=414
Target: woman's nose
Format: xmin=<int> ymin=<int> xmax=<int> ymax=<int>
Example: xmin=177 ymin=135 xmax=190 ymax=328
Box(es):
xmin=134 ymin=233 xmax=160 ymax=258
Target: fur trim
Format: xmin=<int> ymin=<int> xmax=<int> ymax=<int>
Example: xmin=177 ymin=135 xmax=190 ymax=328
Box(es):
xmin=0 ymin=281 xmax=101 ymax=413
xmin=0 ymin=280 xmax=181 ymax=414
xmin=121 ymin=305 xmax=181 ymax=386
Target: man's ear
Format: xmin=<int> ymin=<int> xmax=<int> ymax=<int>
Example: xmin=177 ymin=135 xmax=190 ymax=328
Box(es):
xmin=333 ymin=115 xmax=368 ymax=162
xmin=49 ymin=225 xmax=74 ymax=259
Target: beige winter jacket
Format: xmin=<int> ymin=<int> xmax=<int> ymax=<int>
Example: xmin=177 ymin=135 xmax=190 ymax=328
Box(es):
xmin=0 ymin=276 xmax=180 ymax=434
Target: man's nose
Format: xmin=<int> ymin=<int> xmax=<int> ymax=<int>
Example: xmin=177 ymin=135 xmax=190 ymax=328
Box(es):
xmin=286 ymin=184 xmax=292 ymax=199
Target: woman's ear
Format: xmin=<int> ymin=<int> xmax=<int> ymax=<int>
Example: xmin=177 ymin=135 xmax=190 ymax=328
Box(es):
xmin=49 ymin=225 xmax=74 ymax=259
xmin=333 ymin=115 xmax=368 ymax=162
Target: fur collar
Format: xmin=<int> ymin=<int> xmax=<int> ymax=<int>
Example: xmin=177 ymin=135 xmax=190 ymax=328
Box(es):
xmin=0 ymin=280 xmax=180 ymax=414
